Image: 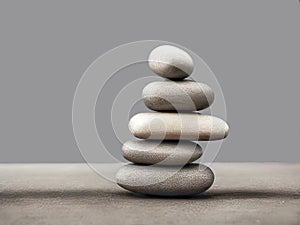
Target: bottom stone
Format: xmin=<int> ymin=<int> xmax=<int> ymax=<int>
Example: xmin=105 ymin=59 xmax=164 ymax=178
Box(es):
xmin=116 ymin=163 xmax=214 ymax=196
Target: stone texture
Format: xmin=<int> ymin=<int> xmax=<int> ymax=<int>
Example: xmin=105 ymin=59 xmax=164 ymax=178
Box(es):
xmin=143 ymin=80 xmax=214 ymax=111
xmin=129 ymin=112 xmax=229 ymax=140
xmin=122 ymin=140 xmax=202 ymax=165
xmin=148 ymin=45 xmax=193 ymax=80
xmin=116 ymin=163 xmax=214 ymax=196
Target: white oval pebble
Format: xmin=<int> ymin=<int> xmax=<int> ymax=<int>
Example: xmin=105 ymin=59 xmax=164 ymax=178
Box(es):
xmin=148 ymin=45 xmax=194 ymax=80
xmin=129 ymin=113 xmax=229 ymax=141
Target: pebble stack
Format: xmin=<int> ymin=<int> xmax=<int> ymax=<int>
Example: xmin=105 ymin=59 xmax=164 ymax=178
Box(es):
xmin=116 ymin=45 xmax=229 ymax=196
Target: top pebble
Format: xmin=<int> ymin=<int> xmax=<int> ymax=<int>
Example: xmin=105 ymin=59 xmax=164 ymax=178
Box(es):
xmin=148 ymin=45 xmax=194 ymax=80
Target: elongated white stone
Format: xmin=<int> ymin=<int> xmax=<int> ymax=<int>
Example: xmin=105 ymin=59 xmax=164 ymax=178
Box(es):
xmin=129 ymin=113 xmax=229 ymax=141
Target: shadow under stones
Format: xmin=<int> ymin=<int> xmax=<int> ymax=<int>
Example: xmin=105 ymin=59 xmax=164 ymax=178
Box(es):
xmin=126 ymin=189 xmax=300 ymax=200
xmin=0 ymin=188 xmax=299 ymax=201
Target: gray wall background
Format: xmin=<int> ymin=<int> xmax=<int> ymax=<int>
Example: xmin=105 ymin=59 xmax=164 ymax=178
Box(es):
xmin=0 ymin=0 xmax=299 ymax=163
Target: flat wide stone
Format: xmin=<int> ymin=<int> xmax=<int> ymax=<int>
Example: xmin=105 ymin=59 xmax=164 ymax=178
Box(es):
xmin=122 ymin=140 xmax=202 ymax=165
xmin=129 ymin=112 xmax=229 ymax=140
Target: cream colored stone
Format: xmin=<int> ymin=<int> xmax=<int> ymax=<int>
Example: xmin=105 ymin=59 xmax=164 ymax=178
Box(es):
xmin=143 ymin=81 xmax=214 ymax=111
xmin=122 ymin=140 xmax=202 ymax=165
xmin=129 ymin=113 xmax=229 ymax=141
xmin=148 ymin=45 xmax=193 ymax=80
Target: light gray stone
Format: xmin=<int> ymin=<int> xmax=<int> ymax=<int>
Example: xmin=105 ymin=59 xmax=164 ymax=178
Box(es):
xmin=148 ymin=45 xmax=194 ymax=80
xmin=143 ymin=80 xmax=214 ymax=111
xmin=116 ymin=163 xmax=214 ymax=196
xmin=122 ymin=140 xmax=202 ymax=165
xmin=129 ymin=113 xmax=229 ymax=141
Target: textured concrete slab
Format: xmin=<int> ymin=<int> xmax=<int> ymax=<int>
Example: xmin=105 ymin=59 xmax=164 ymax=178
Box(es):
xmin=0 ymin=163 xmax=299 ymax=225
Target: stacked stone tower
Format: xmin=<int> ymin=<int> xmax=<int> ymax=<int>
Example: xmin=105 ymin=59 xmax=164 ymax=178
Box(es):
xmin=116 ymin=45 xmax=229 ymax=196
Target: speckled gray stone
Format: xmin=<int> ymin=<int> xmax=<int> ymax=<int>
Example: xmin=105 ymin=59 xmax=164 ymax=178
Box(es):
xmin=148 ymin=45 xmax=194 ymax=80
xmin=143 ymin=80 xmax=214 ymax=111
xmin=129 ymin=113 xmax=229 ymax=141
xmin=122 ymin=140 xmax=202 ymax=165
xmin=116 ymin=163 xmax=214 ymax=196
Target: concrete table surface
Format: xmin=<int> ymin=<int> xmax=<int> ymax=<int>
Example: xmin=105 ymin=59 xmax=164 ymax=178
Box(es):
xmin=0 ymin=163 xmax=299 ymax=225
